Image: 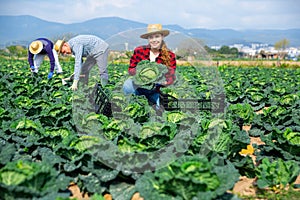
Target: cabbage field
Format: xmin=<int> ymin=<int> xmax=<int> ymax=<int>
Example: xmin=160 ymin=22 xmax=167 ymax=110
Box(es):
xmin=0 ymin=58 xmax=299 ymax=200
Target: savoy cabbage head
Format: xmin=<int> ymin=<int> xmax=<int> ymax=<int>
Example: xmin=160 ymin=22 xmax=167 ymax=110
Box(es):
xmin=133 ymin=60 xmax=168 ymax=86
xmin=135 ymin=155 xmax=239 ymax=200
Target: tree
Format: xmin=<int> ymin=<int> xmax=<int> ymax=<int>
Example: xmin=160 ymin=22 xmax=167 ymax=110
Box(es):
xmin=219 ymin=46 xmax=231 ymax=54
xmin=274 ymin=38 xmax=290 ymax=59
xmin=229 ymin=47 xmax=239 ymax=55
xmin=217 ymin=46 xmax=239 ymax=58
xmin=5 ymin=45 xmax=27 ymax=58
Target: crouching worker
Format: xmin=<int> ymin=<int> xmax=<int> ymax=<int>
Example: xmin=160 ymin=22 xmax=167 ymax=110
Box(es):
xmin=28 ymin=38 xmax=63 ymax=79
xmin=55 ymin=35 xmax=109 ymax=91
xmin=123 ymin=24 xmax=176 ymax=109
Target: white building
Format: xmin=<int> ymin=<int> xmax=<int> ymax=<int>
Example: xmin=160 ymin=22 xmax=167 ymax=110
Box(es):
xmin=210 ymin=43 xmax=300 ymax=60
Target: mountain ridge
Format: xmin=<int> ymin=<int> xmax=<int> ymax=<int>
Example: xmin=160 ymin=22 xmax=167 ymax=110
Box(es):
xmin=1 ymin=15 xmax=299 ymax=48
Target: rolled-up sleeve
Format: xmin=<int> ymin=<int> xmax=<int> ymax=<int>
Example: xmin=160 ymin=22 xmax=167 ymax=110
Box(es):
xmin=72 ymin=44 xmax=84 ymax=80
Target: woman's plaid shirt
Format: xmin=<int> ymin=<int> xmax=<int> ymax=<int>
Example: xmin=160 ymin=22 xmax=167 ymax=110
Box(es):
xmin=128 ymin=45 xmax=176 ymax=85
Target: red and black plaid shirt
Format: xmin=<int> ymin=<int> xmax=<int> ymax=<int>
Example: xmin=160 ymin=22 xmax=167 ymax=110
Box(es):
xmin=128 ymin=45 xmax=176 ymax=85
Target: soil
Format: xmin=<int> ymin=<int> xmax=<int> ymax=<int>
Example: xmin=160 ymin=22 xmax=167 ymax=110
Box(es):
xmin=68 ymin=182 xmax=89 ymax=199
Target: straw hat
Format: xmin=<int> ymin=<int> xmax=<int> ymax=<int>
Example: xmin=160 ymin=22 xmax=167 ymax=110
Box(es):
xmin=54 ymin=40 xmax=64 ymax=52
xmin=140 ymin=24 xmax=170 ymax=39
xmin=29 ymin=40 xmax=43 ymax=54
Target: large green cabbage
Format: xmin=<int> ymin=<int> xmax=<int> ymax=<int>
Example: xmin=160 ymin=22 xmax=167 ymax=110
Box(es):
xmin=136 ymin=155 xmax=240 ymax=200
xmin=133 ymin=60 xmax=168 ymax=86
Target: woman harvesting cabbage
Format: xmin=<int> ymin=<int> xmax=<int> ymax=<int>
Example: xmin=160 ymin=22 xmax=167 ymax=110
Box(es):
xmin=123 ymin=24 xmax=176 ymax=109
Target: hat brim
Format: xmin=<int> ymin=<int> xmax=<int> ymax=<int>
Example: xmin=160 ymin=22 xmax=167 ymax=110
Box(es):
xmin=140 ymin=30 xmax=170 ymax=39
xmin=54 ymin=40 xmax=65 ymax=54
xmin=29 ymin=41 xmax=43 ymax=54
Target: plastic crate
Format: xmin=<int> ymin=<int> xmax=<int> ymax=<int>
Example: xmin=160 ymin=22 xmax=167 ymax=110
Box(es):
xmin=94 ymin=83 xmax=225 ymax=117
xmin=94 ymin=83 xmax=112 ymax=117
xmin=159 ymin=93 xmax=179 ymax=111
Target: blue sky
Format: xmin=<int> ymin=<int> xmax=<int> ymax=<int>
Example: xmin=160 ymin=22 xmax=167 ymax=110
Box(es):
xmin=1 ymin=0 xmax=299 ymax=30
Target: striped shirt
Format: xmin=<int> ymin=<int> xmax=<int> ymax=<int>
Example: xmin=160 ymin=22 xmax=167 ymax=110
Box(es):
xmin=68 ymin=35 xmax=109 ymax=80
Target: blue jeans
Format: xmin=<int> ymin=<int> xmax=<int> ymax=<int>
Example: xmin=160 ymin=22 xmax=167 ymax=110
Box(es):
xmin=123 ymin=78 xmax=160 ymax=107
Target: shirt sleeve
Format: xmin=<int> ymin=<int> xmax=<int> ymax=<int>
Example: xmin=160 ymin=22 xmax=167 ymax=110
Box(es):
xmin=44 ymin=44 xmax=56 ymax=72
xmin=28 ymin=50 xmax=34 ymax=66
xmin=165 ymin=52 xmax=177 ymax=85
xmin=73 ymin=44 xmax=84 ymax=80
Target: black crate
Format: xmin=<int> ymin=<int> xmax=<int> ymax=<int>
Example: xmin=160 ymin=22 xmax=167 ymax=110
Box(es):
xmin=94 ymin=83 xmax=112 ymax=117
xmin=159 ymin=93 xmax=179 ymax=111
xmin=94 ymin=84 xmax=221 ymax=117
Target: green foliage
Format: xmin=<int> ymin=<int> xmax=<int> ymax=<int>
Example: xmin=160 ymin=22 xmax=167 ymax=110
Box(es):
xmin=255 ymin=158 xmax=300 ymax=191
xmin=219 ymin=66 xmax=299 ymax=110
xmin=282 ymin=128 xmax=300 ymax=145
xmin=0 ymin=160 xmax=71 ymax=199
xmin=0 ymin=45 xmax=28 ymax=58
xmin=226 ymin=103 xmax=255 ymax=125
xmin=274 ymin=38 xmax=290 ymax=50
xmin=219 ymin=46 xmax=238 ymax=55
xmin=123 ymin=95 xmax=152 ymax=123
xmin=249 ymin=103 xmax=300 ymax=162
xmin=204 ymin=45 xmax=239 ymax=59
xmin=136 ymin=155 xmax=240 ymax=200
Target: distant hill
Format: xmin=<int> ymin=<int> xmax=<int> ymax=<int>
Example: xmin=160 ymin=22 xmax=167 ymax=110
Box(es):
xmin=1 ymin=15 xmax=300 ymax=49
